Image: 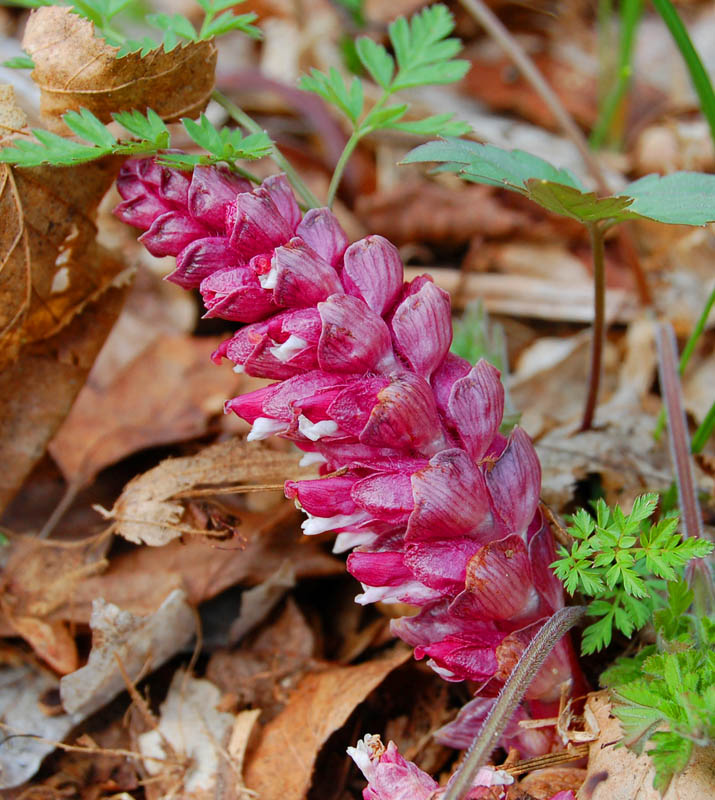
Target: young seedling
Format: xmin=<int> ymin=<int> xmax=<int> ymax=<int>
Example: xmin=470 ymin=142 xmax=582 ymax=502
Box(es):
xmin=403 ymin=140 xmax=715 ymax=430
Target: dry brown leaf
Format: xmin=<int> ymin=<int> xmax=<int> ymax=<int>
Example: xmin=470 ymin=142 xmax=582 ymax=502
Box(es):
xmin=518 ymin=766 xmax=586 ymax=798
xmin=243 ymin=648 xmax=410 ymax=799
xmin=48 ymin=335 xmax=245 ymax=485
xmin=0 ymin=86 xmax=125 ymax=371
xmin=23 ymin=7 xmax=216 ymax=130
xmin=0 ymin=284 xmax=127 ymax=514
xmin=0 ymin=506 xmax=342 ymax=635
xmin=0 ymin=662 xmax=84 ymax=788
xmin=60 ymin=589 xmax=195 ymax=718
xmin=404 ymin=267 xmax=637 ymax=323
xmin=108 ymin=436 xmax=315 ymax=546
xmin=207 ymin=596 xmax=316 ymax=720
xmin=2 ymin=615 xmax=78 ymax=675
xmin=356 ymin=182 xmax=528 ymax=247
xmin=583 ymin=691 xmax=715 ymax=800
xmin=138 ymin=670 xmax=238 ymax=800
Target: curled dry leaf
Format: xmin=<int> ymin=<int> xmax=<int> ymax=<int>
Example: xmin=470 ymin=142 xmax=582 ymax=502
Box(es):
xmin=0 ymin=663 xmax=84 ymax=789
xmin=48 ymin=335 xmax=244 ymax=486
xmin=108 ymin=437 xmax=315 ymax=546
xmin=582 ymin=691 xmax=715 ymax=800
xmin=60 ymin=589 xmax=195 ymax=718
xmin=138 ymin=670 xmax=242 ymax=800
xmin=243 ymin=648 xmax=411 ymax=799
xmin=23 ymin=7 xmax=217 ymax=130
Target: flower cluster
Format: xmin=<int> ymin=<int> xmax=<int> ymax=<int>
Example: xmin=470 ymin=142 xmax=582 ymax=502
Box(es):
xmin=116 ymin=160 xmax=582 ymax=754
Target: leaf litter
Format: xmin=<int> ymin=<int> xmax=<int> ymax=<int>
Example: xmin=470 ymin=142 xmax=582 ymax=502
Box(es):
xmin=1 ymin=1 xmax=715 ymax=798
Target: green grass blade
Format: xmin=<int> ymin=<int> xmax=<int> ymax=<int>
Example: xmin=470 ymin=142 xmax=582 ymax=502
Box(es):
xmin=652 ymin=0 xmax=715 ymax=146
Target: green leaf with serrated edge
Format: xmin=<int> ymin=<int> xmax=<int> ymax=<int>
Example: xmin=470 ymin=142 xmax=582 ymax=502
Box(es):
xmin=363 ymin=104 xmax=408 ymax=131
xmin=356 ymin=36 xmax=394 ymax=89
xmin=525 ymin=179 xmax=635 ymax=223
xmin=201 ymin=11 xmax=260 ymax=39
xmin=389 ymin=115 xmax=471 ymax=137
xmin=146 ymin=12 xmax=197 ymax=41
xmin=624 ymin=172 xmax=715 ymax=225
xmin=402 ymin=139 xmax=584 ymax=193
xmin=650 ymin=732 xmax=693 ymax=793
xmin=391 ymin=60 xmax=470 ymax=90
xmin=2 ymin=54 xmax=36 ymax=69
xmin=581 ymin=612 xmax=614 ymax=654
xmin=63 ymin=108 xmax=117 ymax=148
xmin=182 ymin=115 xmax=223 ymax=155
xmin=114 ymin=108 xmax=169 ymax=145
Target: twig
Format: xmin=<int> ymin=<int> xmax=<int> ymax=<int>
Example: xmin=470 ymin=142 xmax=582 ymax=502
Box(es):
xmin=443 ymin=606 xmax=586 ymax=800
xmin=503 ymin=742 xmax=590 ymax=776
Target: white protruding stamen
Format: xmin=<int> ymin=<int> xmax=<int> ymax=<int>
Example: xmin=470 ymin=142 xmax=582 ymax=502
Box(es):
xmin=332 ymin=530 xmax=378 ymax=553
xmin=301 ymin=511 xmax=367 ymax=536
xmin=247 ymin=417 xmax=287 ymax=441
xmin=297 ymin=415 xmax=338 ymax=441
xmin=299 ymin=451 xmax=327 ymax=467
xmin=258 ymin=260 xmax=279 ymax=290
xmin=270 ymin=334 xmax=308 ymax=363
xmin=233 ymin=363 xmax=245 ymax=373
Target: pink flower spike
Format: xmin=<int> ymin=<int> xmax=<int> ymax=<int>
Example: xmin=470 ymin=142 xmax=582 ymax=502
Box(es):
xmin=485 ymin=427 xmax=541 ymax=537
xmin=391 ymin=281 xmax=452 ymax=379
xmin=448 ymin=360 xmax=505 ymax=461
xmin=168 ymin=237 xmax=237 ymax=289
xmin=200 ymin=268 xmax=276 ymax=322
xmin=407 ymin=449 xmax=490 ymax=542
xmin=262 ymin=173 xmax=301 ymax=230
xmin=285 ymin=475 xmax=359 ymax=517
xmin=296 ymin=207 xmax=348 ymax=266
xmin=264 ymin=238 xmax=344 ymax=308
xmin=318 ymin=294 xmax=395 ymax=374
xmin=139 ymin=211 xmax=211 ymax=257
xmin=227 ymin=188 xmax=294 ymax=260
xmin=188 ymin=165 xmax=251 ymax=230
xmin=403 ymin=537 xmax=481 ymax=595
xmin=342 ymin=235 xmax=403 ymax=316
xmin=361 ymin=373 xmax=446 ymax=454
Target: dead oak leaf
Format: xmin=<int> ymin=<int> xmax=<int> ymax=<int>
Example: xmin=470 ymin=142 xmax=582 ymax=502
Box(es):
xmin=108 ymin=436 xmax=316 ymax=546
xmin=48 ymin=335 xmax=246 ymax=486
xmin=0 ymin=85 xmax=125 ymax=372
xmin=243 ymin=648 xmax=411 ymax=799
xmin=23 ymin=7 xmax=217 ymax=131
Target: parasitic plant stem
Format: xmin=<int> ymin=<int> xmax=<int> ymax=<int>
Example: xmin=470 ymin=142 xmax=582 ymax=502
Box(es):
xmin=443 ymin=606 xmax=586 ymax=800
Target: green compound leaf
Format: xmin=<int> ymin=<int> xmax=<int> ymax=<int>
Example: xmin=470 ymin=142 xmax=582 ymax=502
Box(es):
xmin=406 ymin=140 xmax=715 ymax=227
xmin=389 ymin=113 xmax=471 ymax=137
xmin=649 ymin=732 xmax=693 ymax=793
xmin=113 ymin=108 xmax=169 ymax=146
xmin=299 ymin=67 xmax=364 ymax=124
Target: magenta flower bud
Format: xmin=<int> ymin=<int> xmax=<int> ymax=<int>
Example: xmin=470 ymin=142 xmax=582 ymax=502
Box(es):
xmin=391 ymin=281 xmax=452 ymax=379
xmin=431 ymin=352 xmax=472 ymax=416
xmin=296 ymin=207 xmax=348 ymax=266
xmin=261 ymin=173 xmax=302 ymax=230
xmin=139 ymin=211 xmax=212 ymax=257
xmin=406 ymin=449 xmax=490 ymax=542
xmin=485 ymin=427 xmax=541 ymax=536
xmin=114 ymin=193 xmax=172 ymax=229
xmin=285 ymin=474 xmax=359 ymax=517
xmin=263 ymin=238 xmax=343 ymax=308
xmin=188 ymin=165 xmax=251 ymax=230
xmin=318 ymin=294 xmax=395 ymax=374
xmin=342 ymin=235 xmax=403 ymax=315
xmin=168 ymin=237 xmax=238 ymax=289
xmin=351 ymin=472 xmax=414 ymax=523
xmin=200 ymin=267 xmax=277 ymax=322
xmin=449 ymin=535 xmax=539 ymax=621
xmin=448 ymin=360 xmax=505 ymax=461
xmin=227 ymin=184 xmax=295 ymax=260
